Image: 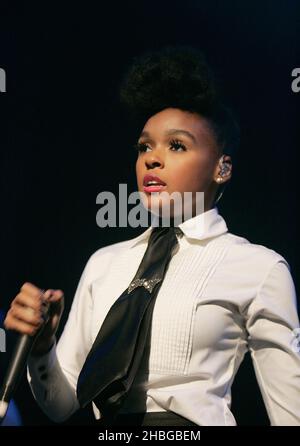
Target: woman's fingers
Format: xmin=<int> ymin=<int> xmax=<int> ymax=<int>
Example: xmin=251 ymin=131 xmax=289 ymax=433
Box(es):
xmin=14 ymin=292 xmax=42 ymax=310
xmin=4 ymin=283 xmax=64 ymax=338
xmin=4 ymin=305 xmax=43 ymax=336
xmin=5 ymin=316 xmax=42 ymax=336
xmin=47 ymin=289 xmax=64 ymax=303
xmin=10 ymin=302 xmax=44 ymax=326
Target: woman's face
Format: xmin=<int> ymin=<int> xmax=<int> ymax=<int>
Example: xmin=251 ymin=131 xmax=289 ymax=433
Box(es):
xmin=135 ymin=107 xmax=230 ymax=218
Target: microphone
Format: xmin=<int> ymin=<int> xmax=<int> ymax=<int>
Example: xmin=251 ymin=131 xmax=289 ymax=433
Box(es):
xmin=0 ymin=303 xmax=49 ymax=419
xmin=0 ymin=334 xmax=37 ymax=418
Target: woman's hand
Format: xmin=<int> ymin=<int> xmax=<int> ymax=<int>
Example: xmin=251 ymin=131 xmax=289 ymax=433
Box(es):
xmin=4 ymin=282 xmax=64 ymax=356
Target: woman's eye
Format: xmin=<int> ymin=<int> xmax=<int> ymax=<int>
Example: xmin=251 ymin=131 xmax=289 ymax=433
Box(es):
xmin=134 ymin=142 xmax=151 ymax=153
xmin=170 ymin=139 xmax=186 ymax=151
xmin=134 ymin=140 xmax=186 ymax=153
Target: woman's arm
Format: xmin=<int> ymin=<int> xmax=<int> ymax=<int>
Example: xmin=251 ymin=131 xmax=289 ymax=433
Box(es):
xmin=27 ymin=258 xmax=95 ymax=422
xmin=245 ymin=259 xmax=300 ymax=425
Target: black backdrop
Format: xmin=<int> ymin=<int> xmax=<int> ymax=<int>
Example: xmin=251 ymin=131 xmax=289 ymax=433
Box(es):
xmin=0 ymin=1 xmax=299 ymax=425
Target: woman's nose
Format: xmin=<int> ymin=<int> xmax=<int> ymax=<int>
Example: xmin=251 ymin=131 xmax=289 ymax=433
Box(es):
xmin=145 ymin=151 xmax=164 ymax=169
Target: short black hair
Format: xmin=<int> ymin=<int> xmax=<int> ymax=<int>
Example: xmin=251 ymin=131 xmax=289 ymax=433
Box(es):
xmin=120 ymin=46 xmax=240 ymax=158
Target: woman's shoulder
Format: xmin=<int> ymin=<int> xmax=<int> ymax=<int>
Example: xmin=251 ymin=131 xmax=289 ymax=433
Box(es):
xmin=84 ymin=232 xmax=147 ymax=272
xmin=223 ymin=231 xmax=289 ymax=270
xmin=91 ymin=237 xmax=135 ymax=258
xmin=76 ymin=235 xmax=143 ymax=286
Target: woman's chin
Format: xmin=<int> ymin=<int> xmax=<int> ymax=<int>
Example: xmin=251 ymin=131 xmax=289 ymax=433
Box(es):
xmin=138 ymin=190 xmax=204 ymax=222
xmin=141 ymin=193 xmax=173 ymax=217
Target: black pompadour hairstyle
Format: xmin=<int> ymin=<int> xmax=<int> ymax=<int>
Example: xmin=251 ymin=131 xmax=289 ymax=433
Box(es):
xmin=119 ymin=46 xmax=240 ymax=159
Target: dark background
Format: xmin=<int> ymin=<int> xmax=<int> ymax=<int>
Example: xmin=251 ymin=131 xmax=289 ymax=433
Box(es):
xmin=0 ymin=0 xmax=299 ymax=426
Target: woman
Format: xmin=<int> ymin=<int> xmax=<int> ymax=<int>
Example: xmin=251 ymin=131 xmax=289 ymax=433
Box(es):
xmin=3 ymin=47 xmax=300 ymax=426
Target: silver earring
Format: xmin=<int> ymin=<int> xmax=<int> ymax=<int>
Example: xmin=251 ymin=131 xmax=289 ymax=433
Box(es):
xmin=214 ymin=156 xmax=230 ymax=204
xmin=218 ymin=155 xmax=231 ymax=178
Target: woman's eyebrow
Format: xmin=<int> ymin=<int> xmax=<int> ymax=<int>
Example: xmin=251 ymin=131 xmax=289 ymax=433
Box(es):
xmin=138 ymin=131 xmax=155 ymax=145
xmin=139 ymin=129 xmax=197 ymax=143
xmin=166 ymin=129 xmax=197 ymax=143
xmin=139 ymin=130 xmax=152 ymax=140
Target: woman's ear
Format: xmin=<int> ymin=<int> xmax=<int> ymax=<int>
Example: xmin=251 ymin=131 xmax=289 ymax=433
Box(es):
xmin=214 ymin=154 xmax=232 ymax=184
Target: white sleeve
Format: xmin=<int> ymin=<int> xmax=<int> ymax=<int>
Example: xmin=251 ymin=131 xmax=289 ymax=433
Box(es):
xmin=27 ymin=256 xmax=95 ymax=422
xmin=245 ymin=259 xmax=300 ymax=425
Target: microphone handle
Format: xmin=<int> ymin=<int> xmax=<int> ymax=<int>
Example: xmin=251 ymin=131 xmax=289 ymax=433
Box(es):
xmin=0 ymin=333 xmax=38 ymax=419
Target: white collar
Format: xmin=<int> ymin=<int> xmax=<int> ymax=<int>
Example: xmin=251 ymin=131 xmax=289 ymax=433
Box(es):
xmin=128 ymin=206 xmax=228 ymax=248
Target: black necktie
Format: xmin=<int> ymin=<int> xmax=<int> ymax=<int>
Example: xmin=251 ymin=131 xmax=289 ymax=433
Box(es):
xmin=76 ymin=226 xmax=179 ymax=421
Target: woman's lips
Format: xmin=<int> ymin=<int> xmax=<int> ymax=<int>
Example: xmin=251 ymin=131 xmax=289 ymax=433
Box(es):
xmin=143 ymin=174 xmax=167 ymax=193
xmin=143 ymin=184 xmax=167 ymax=193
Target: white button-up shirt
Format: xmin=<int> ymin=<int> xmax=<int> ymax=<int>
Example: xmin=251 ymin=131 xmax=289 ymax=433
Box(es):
xmin=27 ymin=207 xmax=300 ymax=425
